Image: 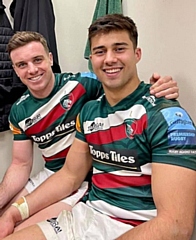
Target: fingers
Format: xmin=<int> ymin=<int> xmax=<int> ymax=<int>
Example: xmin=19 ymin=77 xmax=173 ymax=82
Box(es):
xmin=150 ymin=76 xmax=179 ymax=99
xmin=149 ymin=72 xmax=161 ymax=85
xmin=151 ymin=86 xmax=179 ymax=99
xmin=150 ymin=75 xmax=175 ymax=89
xmin=164 ymin=92 xmax=179 ymax=100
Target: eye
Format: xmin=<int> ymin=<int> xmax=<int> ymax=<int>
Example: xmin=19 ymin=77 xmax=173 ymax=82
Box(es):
xmin=115 ymin=47 xmax=125 ymax=52
xmin=34 ymin=57 xmax=43 ymax=64
xmin=16 ymin=62 xmax=27 ymax=69
xmin=93 ymin=49 xmax=105 ymax=56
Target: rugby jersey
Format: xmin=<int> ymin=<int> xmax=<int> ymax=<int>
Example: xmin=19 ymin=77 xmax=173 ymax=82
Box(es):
xmin=9 ymin=72 xmax=103 ymax=171
xmin=76 ymin=81 xmax=196 ymax=226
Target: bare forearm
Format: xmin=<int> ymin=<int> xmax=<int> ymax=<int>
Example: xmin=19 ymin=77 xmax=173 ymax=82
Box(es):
xmin=0 ymin=164 xmax=30 ymax=208
xmin=117 ymin=216 xmax=193 ymax=240
xmin=0 ymin=167 xmax=78 ymax=230
xmin=26 ymin=167 xmax=80 ymax=217
xmin=25 ymin=141 xmax=92 ymax=217
xmin=8 ymin=139 xmax=91 ymax=226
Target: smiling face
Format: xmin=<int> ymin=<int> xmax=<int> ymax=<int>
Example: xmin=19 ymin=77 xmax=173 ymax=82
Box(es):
xmin=90 ymin=30 xmax=141 ymax=103
xmin=11 ymin=41 xmax=54 ymax=98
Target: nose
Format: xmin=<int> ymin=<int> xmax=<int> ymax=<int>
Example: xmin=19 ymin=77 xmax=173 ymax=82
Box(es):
xmin=104 ymin=51 xmax=117 ymax=65
xmin=27 ymin=62 xmax=38 ymax=74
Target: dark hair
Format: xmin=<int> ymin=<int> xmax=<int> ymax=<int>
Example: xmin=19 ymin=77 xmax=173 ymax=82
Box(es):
xmin=88 ymin=14 xmax=138 ymax=49
xmin=7 ymin=31 xmax=50 ymax=55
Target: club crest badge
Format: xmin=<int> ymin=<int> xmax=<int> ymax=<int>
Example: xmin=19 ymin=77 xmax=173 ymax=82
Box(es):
xmin=124 ymin=119 xmax=137 ymax=139
xmin=60 ymin=93 xmax=73 ymax=110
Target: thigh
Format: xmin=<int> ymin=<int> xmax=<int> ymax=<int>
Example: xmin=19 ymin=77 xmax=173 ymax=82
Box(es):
xmin=37 ymin=203 xmax=133 ymax=240
xmin=72 ymin=203 xmax=133 ymax=240
xmin=15 ymin=201 xmax=72 ymax=232
xmin=5 ymin=225 xmax=46 ymax=240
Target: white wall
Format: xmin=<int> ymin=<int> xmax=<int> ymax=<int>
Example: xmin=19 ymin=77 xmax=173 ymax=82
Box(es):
xmin=53 ymin=0 xmax=196 ymax=122
xmin=1 ymin=0 xmax=195 ymax=237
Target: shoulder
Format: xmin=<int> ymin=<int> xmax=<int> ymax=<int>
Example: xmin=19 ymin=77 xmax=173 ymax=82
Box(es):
xmin=55 ymin=72 xmax=101 ymax=91
xmin=82 ymin=96 xmax=102 ymax=110
xmin=141 ymin=90 xmax=181 ymax=116
xmin=10 ymin=90 xmax=31 ymax=111
xmin=141 ymin=91 xmax=195 ymax=130
xmin=56 ymin=72 xmax=98 ymax=82
xmin=80 ymin=95 xmax=103 ymax=117
xmin=9 ymin=90 xmax=32 ymax=124
xmin=159 ymin=106 xmax=195 ymax=132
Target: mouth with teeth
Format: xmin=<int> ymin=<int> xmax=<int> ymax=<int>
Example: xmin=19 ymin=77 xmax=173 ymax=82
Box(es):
xmin=104 ymin=68 xmax=121 ymax=74
xmin=103 ymin=68 xmax=122 ymax=78
xmin=28 ymin=73 xmax=43 ymax=82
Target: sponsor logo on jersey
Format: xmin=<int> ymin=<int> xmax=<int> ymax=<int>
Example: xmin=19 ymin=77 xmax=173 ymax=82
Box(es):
xmin=28 ymin=178 xmax=35 ymax=187
xmin=16 ymin=94 xmax=30 ymax=105
xmin=60 ymin=93 xmax=73 ymax=110
xmin=88 ymin=122 xmax=104 ymax=131
xmin=169 ymin=119 xmax=192 ymax=127
xmin=63 ymin=74 xmax=76 ymax=81
xmin=168 ymin=149 xmax=196 ymax=155
xmin=161 ymin=107 xmax=194 ymax=130
xmin=168 ymin=130 xmax=196 ymax=145
xmin=25 ymin=114 xmax=41 ymax=128
xmin=31 ymin=120 xmax=75 ymax=143
xmin=161 ymin=107 xmax=196 ymax=146
xmin=142 ymin=95 xmax=156 ymax=106
xmin=46 ymin=218 xmax=62 ymax=234
xmin=175 ymin=111 xmax=183 ymax=117
xmin=89 ymin=145 xmax=140 ymax=171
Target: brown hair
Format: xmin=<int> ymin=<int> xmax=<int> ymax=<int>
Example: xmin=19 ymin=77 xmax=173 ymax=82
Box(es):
xmin=88 ymin=14 xmax=138 ymax=49
xmin=7 ymin=31 xmax=50 ymax=55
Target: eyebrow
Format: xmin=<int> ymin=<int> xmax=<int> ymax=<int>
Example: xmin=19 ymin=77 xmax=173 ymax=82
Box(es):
xmin=14 ymin=61 xmax=25 ymax=67
xmin=92 ymin=42 xmax=128 ymax=52
xmin=14 ymin=55 xmax=44 ymax=65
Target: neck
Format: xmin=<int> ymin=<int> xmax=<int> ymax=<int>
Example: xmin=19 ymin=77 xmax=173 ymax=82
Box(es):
xmin=104 ymin=78 xmax=140 ymax=106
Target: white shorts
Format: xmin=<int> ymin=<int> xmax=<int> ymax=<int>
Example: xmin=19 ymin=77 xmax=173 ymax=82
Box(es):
xmin=25 ymin=168 xmax=88 ymax=206
xmin=37 ymin=202 xmax=133 ymax=240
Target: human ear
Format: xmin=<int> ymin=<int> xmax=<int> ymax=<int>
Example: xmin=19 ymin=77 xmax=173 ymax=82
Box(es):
xmin=49 ymin=52 xmax=53 ymax=66
xmin=135 ymin=48 xmax=142 ymax=63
